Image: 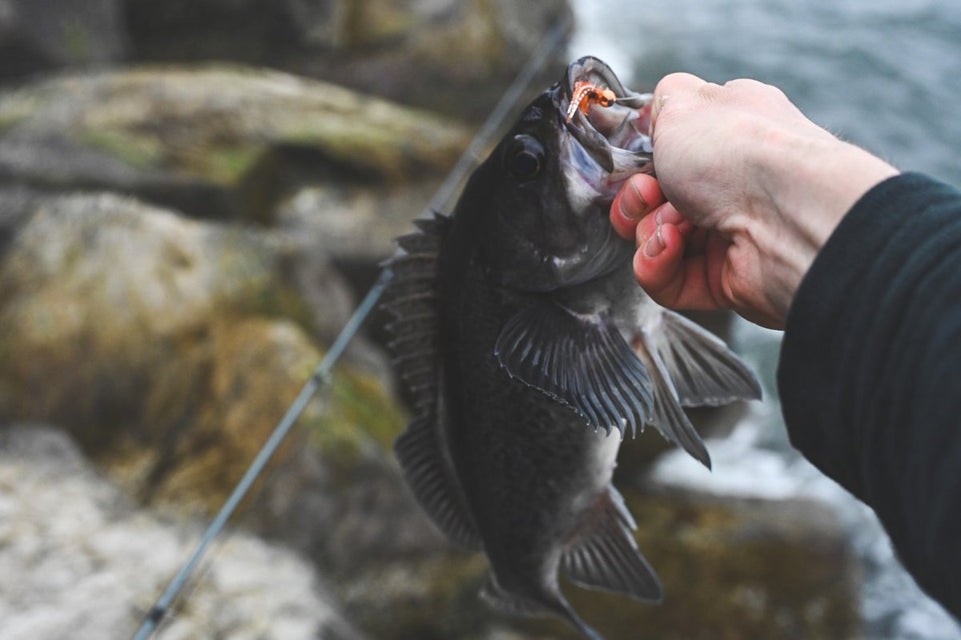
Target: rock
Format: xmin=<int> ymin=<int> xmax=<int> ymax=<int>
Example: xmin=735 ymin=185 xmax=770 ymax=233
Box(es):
xmin=121 ymin=0 xmax=573 ymax=120
xmin=333 ymin=490 xmax=860 ymax=640
xmin=0 ymin=191 xmax=405 ymax=510
xmin=0 ymin=0 xmax=126 ymax=81
xmin=249 ymin=431 xmax=451 ymax=579
xmin=0 ymin=188 xmax=440 ymax=635
xmin=0 ymin=65 xmax=471 ymax=221
xmin=0 ymin=424 xmax=366 ymax=640
xmin=0 ymin=184 xmax=40 ymax=252
xmin=304 ymin=0 xmax=574 ymax=120
xmin=562 ymin=490 xmax=861 ymax=640
xmin=275 ymin=180 xmax=442 ymax=265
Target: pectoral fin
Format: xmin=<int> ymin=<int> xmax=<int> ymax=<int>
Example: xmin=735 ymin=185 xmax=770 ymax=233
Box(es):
xmin=494 ymin=302 xmax=653 ymax=437
xmin=563 ymin=486 xmax=663 ymax=602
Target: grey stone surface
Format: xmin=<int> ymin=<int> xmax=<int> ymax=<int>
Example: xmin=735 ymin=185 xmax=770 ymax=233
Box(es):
xmin=0 ymin=424 xmax=365 ymax=640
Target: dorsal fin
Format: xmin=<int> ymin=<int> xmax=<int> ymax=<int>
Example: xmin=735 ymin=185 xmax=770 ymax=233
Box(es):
xmin=382 ymin=213 xmax=452 ymax=410
xmin=383 ymin=214 xmax=481 ymax=550
xmin=562 ymin=486 xmax=663 ymax=603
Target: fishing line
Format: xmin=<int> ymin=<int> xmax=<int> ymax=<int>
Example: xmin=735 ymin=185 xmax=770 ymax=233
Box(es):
xmin=132 ymin=14 xmax=571 ymax=640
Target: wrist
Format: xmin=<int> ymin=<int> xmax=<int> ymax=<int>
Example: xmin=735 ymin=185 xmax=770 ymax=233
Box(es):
xmin=747 ymin=131 xmax=898 ymax=322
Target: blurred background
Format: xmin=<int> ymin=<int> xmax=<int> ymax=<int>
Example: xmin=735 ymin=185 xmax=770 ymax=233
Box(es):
xmin=0 ymin=0 xmax=959 ymax=639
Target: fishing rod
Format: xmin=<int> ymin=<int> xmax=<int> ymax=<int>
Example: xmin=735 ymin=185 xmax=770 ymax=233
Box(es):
xmin=132 ymin=15 xmax=571 ymax=640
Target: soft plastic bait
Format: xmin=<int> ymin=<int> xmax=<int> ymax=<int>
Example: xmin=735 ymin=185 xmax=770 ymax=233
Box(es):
xmin=565 ymin=81 xmax=617 ymax=123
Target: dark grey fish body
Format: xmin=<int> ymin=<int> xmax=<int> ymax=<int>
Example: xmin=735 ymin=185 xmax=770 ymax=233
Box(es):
xmin=385 ymin=57 xmax=761 ymax=639
xmin=438 ymin=214 xmax=632 ymax=623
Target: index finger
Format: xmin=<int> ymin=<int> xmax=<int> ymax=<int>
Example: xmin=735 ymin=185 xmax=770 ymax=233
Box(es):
xmin=610 ymin=173 xmax=663 ymax=240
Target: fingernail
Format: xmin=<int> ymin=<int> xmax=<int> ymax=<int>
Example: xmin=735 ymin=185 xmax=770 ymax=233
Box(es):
xmin=619 ymin=179 xmax=647 ymax=221
xmin=643 ymin=225 xmax=665 ymax=257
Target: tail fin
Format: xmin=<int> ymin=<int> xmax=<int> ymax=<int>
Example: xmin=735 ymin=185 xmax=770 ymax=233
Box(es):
xmin=559 ymin=601 xmax=606 ymax=640
xmin=480 ymin=574 xmax=607 ymax=640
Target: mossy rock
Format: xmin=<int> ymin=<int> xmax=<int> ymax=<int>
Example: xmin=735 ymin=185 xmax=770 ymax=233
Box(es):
xmin=112 ymin=315 xmax=405 ymax=513
xmin=121 ymin=0 xmax=572 ymax=122
xmin=341 ymin=489 xmax=859 ymax=640
xmin=0 ymin=192 xmax=304 ymax=439
xmin=554 ymin=491 xmax=859 ymax=640
xmin=0 ymin=191 xmax=405 ymax=513
xmin=0 ymin=65 xmax=471 ymax=221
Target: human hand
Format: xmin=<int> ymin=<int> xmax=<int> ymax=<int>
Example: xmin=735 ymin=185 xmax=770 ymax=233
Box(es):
xmin=610 ymin=73 xmax=898 ymax=328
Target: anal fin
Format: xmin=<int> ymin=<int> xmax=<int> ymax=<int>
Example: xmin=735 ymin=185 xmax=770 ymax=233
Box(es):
xmin=563 ymin=486 xmax=663 ymax=603
xmin=479 ymin=575 xmax=546 ymax=618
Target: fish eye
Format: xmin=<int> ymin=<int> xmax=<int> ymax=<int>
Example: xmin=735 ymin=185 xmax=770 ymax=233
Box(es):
xmin=506 ymin=135 xmax=544 ymax=182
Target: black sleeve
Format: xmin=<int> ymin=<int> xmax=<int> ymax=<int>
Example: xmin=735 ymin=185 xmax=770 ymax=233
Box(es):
xmin=778 ymin=172 xmax=961 ymax=619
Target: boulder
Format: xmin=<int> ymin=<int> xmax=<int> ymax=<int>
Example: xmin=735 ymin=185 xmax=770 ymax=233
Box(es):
xmin=0 ymin=188 xmax=445 ymax=633
xmin=0 ymin=65 xmax=471 ymax=221
xmin=0 ymin=191 xmax=405 ymax=511
xmin=0 ymin=0 xmax=126 ymax=80
xmin=274 ymin=180 xmax=443 ymax=265
xmin=0 ymin=424 xmax=366 ymax=640
xmin=333 ymin=490 xmax=860 ymax=640
xmin=122 ymin=0 xmax=573 ymax=120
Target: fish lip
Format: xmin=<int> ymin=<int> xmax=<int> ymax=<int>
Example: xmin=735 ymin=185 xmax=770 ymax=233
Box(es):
xmin=559 ymin=56 xmax=654 ymax=176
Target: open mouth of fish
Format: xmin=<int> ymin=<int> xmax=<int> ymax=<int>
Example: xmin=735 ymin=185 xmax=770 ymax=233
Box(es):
xmin=560 ymin=56 xmax=654 ymax=182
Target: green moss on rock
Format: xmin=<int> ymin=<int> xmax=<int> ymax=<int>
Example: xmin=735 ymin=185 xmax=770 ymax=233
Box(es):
xmin=0 ymin=65 xmax=471 ymax=220
xmin=346 ymin=489 xmax=860 ymax=640
xmin=0 ymin=192 xmax=407 ymax=515
xmin=311 ymin=368 xmax=407 ymax=466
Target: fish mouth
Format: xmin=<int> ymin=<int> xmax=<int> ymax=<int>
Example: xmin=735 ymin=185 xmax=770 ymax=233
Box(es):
xmin=560 ymin=56 xmax=654 ymax=180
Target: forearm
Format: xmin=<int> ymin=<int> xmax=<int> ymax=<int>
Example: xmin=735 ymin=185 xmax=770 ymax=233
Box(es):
xmin=778 ymin=173 xmax=961 ymax=618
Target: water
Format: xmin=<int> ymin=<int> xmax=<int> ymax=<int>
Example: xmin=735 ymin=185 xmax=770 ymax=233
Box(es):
xmin=570 ymin=1 xmax=961 ymax=638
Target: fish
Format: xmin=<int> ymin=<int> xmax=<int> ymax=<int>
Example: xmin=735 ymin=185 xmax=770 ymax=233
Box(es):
xmin=383 ymin=56 xmax=762 ymax=639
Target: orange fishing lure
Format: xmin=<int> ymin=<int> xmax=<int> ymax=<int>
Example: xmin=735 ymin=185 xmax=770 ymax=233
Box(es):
xmin=565 ymin=81 xmax=617 ymax=122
